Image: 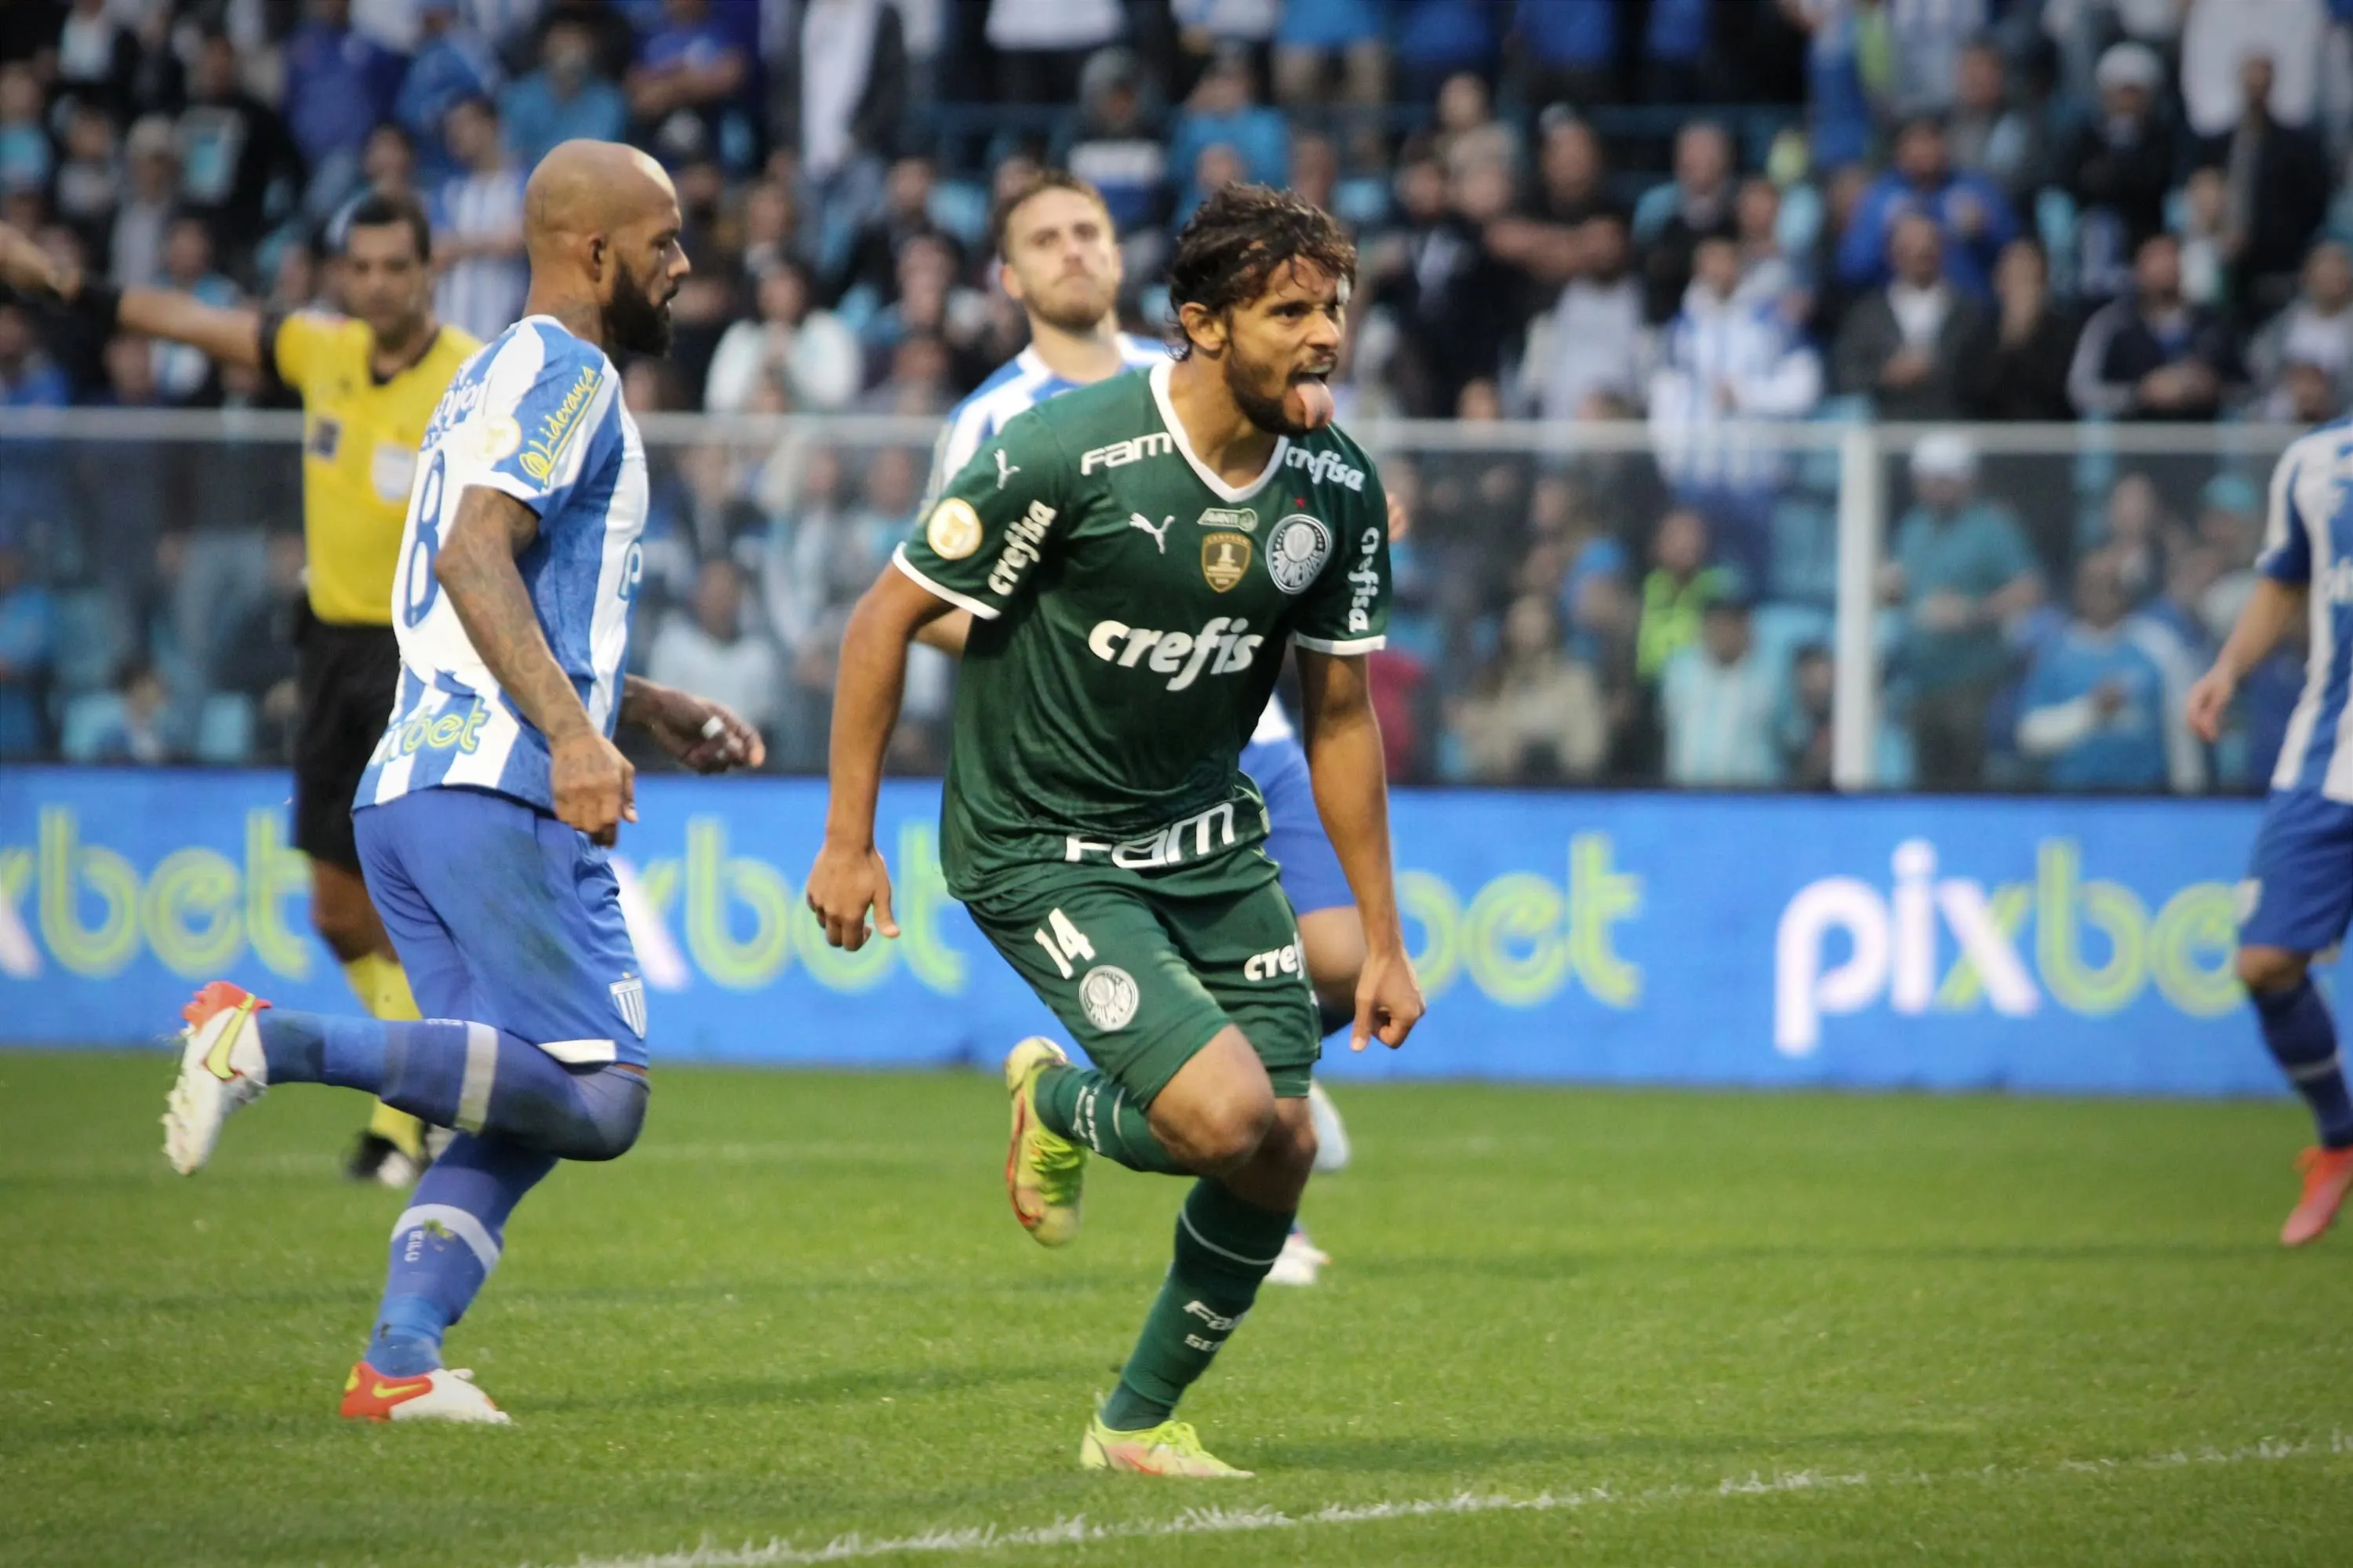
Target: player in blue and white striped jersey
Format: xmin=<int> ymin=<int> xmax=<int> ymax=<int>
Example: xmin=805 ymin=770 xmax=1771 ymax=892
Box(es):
xmin=2189 ymin=416 xmax=2353 ymax=1246
xmin=913 ymin=169 xmax=1364 ymax=1284
xmin=160 ymin=142 xmax=766 ymax=1424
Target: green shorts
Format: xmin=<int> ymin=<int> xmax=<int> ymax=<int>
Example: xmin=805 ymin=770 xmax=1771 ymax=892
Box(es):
xmin=962 ymin=849 xmax=1321 ymax=1104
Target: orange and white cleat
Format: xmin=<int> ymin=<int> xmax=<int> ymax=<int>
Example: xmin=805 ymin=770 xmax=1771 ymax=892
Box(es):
xmin=2282 ymin=1145 xmax=2353 ymax=1246
xmin=340 ymin=1362 xmax=511 ymax=1424
xmin=162 ymin=981 xmax=271 ymax=1175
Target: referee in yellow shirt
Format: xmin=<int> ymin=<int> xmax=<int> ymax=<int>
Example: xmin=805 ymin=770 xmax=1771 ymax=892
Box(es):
xmin=0 ymin=195 xmax=479 ymax=1184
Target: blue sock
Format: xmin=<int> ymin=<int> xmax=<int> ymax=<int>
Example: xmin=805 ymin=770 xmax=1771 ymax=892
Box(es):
xmin=2254 ymin=980 xmax=2353 ymax=1148
xmin=364 ymin=1133 xmax=557 ymax=1374
xmin=256 ymin=1011 xmax=647 ymax=1160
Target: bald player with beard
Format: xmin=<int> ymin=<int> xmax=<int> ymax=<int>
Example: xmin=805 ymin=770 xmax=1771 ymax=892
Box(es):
xmin=158 ymin=141 xmax=765 ymax=1424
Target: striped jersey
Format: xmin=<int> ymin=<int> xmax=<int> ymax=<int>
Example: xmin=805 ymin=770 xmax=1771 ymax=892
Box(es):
xmin=922 ymin=333 xmax=1168 ymax=509
xmin=2260 ymin=416 xmax=2353 ymax=798
xmin=358 ymin=315 xmax=648 ymax=814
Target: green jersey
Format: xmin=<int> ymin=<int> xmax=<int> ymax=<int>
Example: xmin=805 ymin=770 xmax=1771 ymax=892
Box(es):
xmin=896 ymin=358 xmax=1392 ymax=893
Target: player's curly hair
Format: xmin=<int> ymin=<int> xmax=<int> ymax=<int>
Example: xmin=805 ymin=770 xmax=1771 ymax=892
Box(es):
xmin=1165 ymin=184 xmax=1358 ymax=360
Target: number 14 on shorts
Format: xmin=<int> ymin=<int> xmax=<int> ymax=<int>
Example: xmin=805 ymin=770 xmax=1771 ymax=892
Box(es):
xmin=1033 ymin=908 xmax=1096 ymax=980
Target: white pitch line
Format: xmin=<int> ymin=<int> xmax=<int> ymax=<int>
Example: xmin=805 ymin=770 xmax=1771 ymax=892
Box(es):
xmin=529 ymin=1432 xmax=2352 ymax=1568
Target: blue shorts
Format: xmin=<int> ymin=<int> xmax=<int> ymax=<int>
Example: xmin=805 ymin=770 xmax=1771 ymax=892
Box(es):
xmin=2239 ymin=788 xmax=2353 ymax=956
xmin=354 ymin=788 xmax=649 ymax=1067
xmin=1242 ymin=735 xmax=1354 ymax=918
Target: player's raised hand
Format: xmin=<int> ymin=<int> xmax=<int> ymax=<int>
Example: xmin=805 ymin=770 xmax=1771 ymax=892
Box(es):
xmin=0 ymin=220 xmax=64 ymax=296
xmin=551 ymin=729 xmax=635 ymax=846
xmin=2186 ymin=665 xmax=2237 ymax=744
xmin=632 ymin=681 xmax=766 ymax=773
xmin=806 ymin=839 xmax=899 ymax=951
xmin=1351 ymin=946 xmax=1424 ymax=1053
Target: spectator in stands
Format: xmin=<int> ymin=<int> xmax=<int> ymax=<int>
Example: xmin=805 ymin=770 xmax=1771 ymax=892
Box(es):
xmin=99 ymin=329 xmax=160 ymax=406
xmin=85 ymin=659 xmax=178 ymax=764
xmin=1525 ymin=210 xmax=1649 ymax=423
xmin=836 ymin=156 xmax=942 ymax=308
xmin=2017 ymin=548 xmax=2204 ymax=792
xmin=1531 ymin=112 xmax=1616 ymax=227
xmin=0 ymin=302 xmax=70 ymax=407
xmin=325 ymin=122 xmax=422 ymax=253
xmin=108 ymin=115 xmax=176 ymax=289
xmin=1647 ymin=237 xmax=1823 ymax=589
xmin=52 ymin=0 xmax=136 ymax=116
xmin=1392 ymin=0 xmax=1498 ymax=103
xmin=2144 ymin=540 xmax=2224 ymax=669
xmin=860 ymin=330 xmax=954 ymax=415
xmin=500 ymin=16 xmax=628 ymax=172
xmin=173 ymin=31 xmax=304 ymax=263
xmin=215 ymin=531 xmax=305 ymax=761
xmin=1168 ymin=46 xmax=1288 ymax=209
xmin=1271 ymin=0 xmax=1386 ymax=108
xmin=2198 ymin=53 xmax=2333 ymax=322
xmin=1369 ymin=147 xmax=1522 ymax=418
xmin=396 ymin=0 xmax=503 ymax=177
xmin=736 ymin=175 xmax=799 ymax=285
xmin=1888 ymin=0 xmax=1993 ymax=120
xmin=430 ymin=97 xmax=526 ymax=344
xmin=2177 ymin=166 xmax=2235 ymax=311
xmin=1635 ymin=506 xmax=1733 ymax=683
xmin=1662 ymin=594 xmax=1783 ymax=786
xmin=284 ymin=0 xmax=405 ymax=217
xmin=649 ymin=556 xmax=781 ymax=749
xmin=1453 ymin=592 xmax=1608 ymax=784
xmin=0 ymin=537 xmax=52 ymax=759
xmin=1837 ymin=115 xmax=2018 ymax=300
xmin=1641 ymin=121 xmax=1739 ymax=326
xmin=1781 ymin=0 xmax=1872 ymax=170
xmin=1834 ymin=213 xmax=1992 ymax=421
xmin=1733 ymin=176 xmax=1806 ymax=320
xmin=152 ymin=215 xmax=238 ymax=406
xmin=1067 ymin=49 xmax=1171 ymax=242
xmin=1785 ymin=643 xmax=1836 ymax=789
xmin=52 ymin=103 xmax=117 ymax=244
xmin=704 ymin=259 xmax=860 ymax=413
xmin=2069 ymin=232 xmax=2246 ymax=420
xmin=987 ymin=0 xmax=1126 ymax=104
xmin=2060 ymin=42 xmax=2174 ymax=304
xmin=2250 ymin=240 xmax=2353 ymax=409
xmin=1973 ymin=237 xmax=2078 ymax=420
xmin=0 ymin=61 xmax=49 ymax=198
xmin=1515 ymin=0 xmax=1618 ymax=109
xmin=775 ymin=0 xmax=908 ymax=193
xmin=1886 ymin=432 xmax=2042 ymax=791
xmin=629 ymin=0 xmax=754 ymax=169
xmin=1948 ymin=36 xmax=2047 ymax=206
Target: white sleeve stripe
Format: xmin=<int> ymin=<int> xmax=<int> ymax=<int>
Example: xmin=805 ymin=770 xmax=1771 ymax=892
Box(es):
xmin=1291 ymin=633 xmax=1387 ymax=654
xmin=891 ymin=544 xmax=1002 ymax=620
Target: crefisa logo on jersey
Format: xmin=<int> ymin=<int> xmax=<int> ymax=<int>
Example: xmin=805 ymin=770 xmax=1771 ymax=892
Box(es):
xmin=1266 ymin=515 xmax=1332 ymax=594
xmin=1202 ymin=531 xmax=1252 ymax=591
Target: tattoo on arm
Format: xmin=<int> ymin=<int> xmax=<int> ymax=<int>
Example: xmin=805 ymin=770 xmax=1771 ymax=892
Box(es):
xmin=434 ymin=486 xmax=593 ymax=744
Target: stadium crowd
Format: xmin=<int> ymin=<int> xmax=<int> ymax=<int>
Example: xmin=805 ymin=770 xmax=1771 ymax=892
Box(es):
xmin=2 ymin=0 xmax=2352 ymax=793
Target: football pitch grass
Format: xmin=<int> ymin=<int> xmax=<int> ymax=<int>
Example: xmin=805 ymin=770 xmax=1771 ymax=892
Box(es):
xmin=5 ymin=1052 xmax=2350 ymax=1567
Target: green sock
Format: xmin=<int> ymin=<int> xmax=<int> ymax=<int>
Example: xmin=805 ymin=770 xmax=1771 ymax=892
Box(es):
xmin=1103 ymin=1178 xmax=1293 ymax=1429
xmin=1036 ymin=1063 xmax=1185 ymax=1174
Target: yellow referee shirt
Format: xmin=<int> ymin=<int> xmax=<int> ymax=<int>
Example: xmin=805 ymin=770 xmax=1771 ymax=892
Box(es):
xmin=270 ymin=311 xmax=482 ymax=627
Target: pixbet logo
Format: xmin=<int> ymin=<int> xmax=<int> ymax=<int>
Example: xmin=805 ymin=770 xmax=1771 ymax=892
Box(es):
xmin=1773 ymin=838 xmax=2239 ymax=1056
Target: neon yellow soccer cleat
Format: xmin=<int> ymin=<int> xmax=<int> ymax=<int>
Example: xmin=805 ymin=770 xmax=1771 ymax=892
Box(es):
xmin=1003 ymin=1037 xmax=1087 ymax=1246
xmin=1080 ymin=1413 xmax=1254 ymax=1478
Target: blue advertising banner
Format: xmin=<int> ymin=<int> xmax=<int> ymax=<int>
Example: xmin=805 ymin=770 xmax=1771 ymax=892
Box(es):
xmin=0 ymin=768 xmax=2285 ymax=1096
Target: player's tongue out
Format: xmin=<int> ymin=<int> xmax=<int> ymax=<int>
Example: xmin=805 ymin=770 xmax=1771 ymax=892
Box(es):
xmin=1288 ymin=374 xmax=1335 ymax=431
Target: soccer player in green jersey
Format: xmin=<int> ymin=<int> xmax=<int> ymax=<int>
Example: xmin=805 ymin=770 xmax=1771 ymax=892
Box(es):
xmin=808 ymin=184 xmax=1425 ymax=1477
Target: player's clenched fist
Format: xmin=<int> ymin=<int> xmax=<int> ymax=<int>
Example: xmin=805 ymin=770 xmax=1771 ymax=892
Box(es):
xmin=551 ymin=729 xmax=635 ymax=846
xmin=2185 ymin=666 xmax=2235 ymax=745
xmin=806 ymin=839 xmax=900 ymax=950
xmin=1351 ymin=948 xmax=1424 ymax=1053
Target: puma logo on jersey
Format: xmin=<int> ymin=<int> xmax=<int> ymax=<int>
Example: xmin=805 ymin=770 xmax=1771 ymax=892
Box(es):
xmin=1086 ymin=615 xmax=1266 ymax=689
xmin=1080 ymin=431 xmax=1176 ymax=473
xmin=1128 ymin=513 xmax=1173 ymax=551
xmin=994 ymin=448 xmax=1019 ymax=489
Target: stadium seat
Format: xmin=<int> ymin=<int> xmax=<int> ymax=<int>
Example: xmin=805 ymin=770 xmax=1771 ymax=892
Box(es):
xmin=194 ymin=694 xmax=256 ymax=764
xmin=58 ymin=693 xmax=126 ymax=763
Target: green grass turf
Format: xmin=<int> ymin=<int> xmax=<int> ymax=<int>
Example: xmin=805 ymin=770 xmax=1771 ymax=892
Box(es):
xmin=2 ymin=1051 xmax=2350 ymax=1567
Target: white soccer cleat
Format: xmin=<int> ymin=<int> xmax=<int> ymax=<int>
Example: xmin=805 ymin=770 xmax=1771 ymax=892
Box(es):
xmin=1307 ymin=1080 xmax=1351 ymax=1173
xmin=1266 ymin=1224 xmax=1332 ymax=1287
xmin=340 ymin=1362 xmax=512 ymax=1424
xmin=162 ymin=980 xmax=271 ymax=1176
